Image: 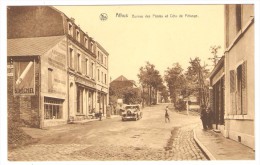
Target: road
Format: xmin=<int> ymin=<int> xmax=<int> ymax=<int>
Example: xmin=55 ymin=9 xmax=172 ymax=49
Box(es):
xmin=8 ymin=103 xmax=207 ymax=161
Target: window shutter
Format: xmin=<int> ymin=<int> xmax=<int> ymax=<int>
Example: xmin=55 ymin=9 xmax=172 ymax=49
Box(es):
xmin=242 ymin=61 xmax=247 ymax=114
xmin=230 ymin=70 xmax=235 ymax=93
xmin=230 ymin=70 xmax=235 ymax=114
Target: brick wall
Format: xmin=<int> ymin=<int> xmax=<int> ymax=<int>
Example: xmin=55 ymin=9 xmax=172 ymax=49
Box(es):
xmin=7 ymin=57 xmax=40 ymax=128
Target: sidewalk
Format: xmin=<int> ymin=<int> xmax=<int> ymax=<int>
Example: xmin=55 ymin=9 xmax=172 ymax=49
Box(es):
xmin=72 ymin=115 xmax=120 ymax=124
xmin=193 ymin=125 xmax=255 ymax=160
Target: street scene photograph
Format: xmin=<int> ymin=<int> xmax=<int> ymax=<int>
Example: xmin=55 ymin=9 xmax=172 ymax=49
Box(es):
xmin=1 ymin=1 xmax=258 ymax=164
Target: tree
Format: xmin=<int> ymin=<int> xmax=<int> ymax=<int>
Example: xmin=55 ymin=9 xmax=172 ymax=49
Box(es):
xmin=158 ymin=84 xmax=169 ymax=103
xmin=208 ymin=45 xmax=221 ymax=66
xmin=164 ymin=63 xmax=186 ymax=105
xmin=122 ymin=87 xmax=142 ymax=104
xmin=138 ymin=62 xmax=164 ymax=106
xmin=109 ymin=83 xmax=142 ymax=106
xmin=185 ymin=57 xmax=209 ymax=106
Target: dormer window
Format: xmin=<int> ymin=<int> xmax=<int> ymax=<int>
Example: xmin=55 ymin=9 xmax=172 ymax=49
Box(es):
xmin=90 ymin=42 xmax=94 ymax=53
xmin=76 ymin=29 xmax=80 ymax=42
xmin=84 ymin=37 xmax=88 ymax=48
xmin=68 ymin=22 xmax=73 ymax=36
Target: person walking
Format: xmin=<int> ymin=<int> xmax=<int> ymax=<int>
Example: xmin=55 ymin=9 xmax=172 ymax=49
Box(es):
xmin=165 ymin=106 xmax=170 ymax=123
xmin=200 ymin=105 xmax=207 ymax=130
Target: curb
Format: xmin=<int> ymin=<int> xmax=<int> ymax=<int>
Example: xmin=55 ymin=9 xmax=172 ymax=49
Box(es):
xmin=193 ymin=127 xmax=216 ymax=160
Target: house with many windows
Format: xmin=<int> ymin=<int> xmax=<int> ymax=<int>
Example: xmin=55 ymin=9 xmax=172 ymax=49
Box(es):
xmin=7 ymin=6 xmax=109 ymax=128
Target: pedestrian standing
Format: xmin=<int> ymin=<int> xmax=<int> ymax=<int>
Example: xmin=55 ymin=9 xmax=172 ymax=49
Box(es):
xmin=200 ymin=105 xmax=207 ymax=130
xmin=165 ymin=106 xmax=170 ymax=123
xmin=99 ymin=108 xmax=102 ymax=121
xmin=206 ymin=107 xmax=213 ymax=129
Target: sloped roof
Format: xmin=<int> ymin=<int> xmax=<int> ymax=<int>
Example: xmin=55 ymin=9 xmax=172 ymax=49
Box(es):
xmin=113 ymin=75 xmax=128 ymax=81
xmin=8 ymin=35 xmax=65 ymax=56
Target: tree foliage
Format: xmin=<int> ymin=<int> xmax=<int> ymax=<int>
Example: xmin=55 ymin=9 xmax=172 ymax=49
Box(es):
xmin=185 ymin=57 xmax=209 ymax=106
xmin=164 ymin=63 xmax=186 ymax=105
xmin=109 ymin=85 xmax=141 ymax=105
xmin=138 ymin=62 xmax=164 ymax=105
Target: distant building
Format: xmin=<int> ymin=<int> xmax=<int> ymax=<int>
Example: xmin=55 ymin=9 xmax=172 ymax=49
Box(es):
xmin=7 ymin=6 xmax=109 ymax=128
xmin=110 ymin=75 xmax=137 ymax=89
xmin=209 ymin=4 xmax=254 ymax=149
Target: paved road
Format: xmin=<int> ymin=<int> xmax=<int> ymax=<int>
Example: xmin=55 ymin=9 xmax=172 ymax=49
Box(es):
xmin=8 ymin=103 xmax=207 ymax=161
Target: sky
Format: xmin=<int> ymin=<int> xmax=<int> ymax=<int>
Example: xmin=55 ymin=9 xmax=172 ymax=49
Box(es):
xmin=55 ymin=5 xmax=225 ymax=83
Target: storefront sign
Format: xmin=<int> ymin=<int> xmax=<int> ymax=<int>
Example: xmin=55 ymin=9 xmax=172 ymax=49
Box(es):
xmin=75 ymin=76 xmax=95 ymax=88
xmin=13 ymin=60 xmax=35 ymax=95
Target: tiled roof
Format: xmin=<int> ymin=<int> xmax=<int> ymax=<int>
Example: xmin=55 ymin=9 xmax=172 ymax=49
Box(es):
xmin=7 ymin=35 xmax=65 ymax=56
xmin=113 ymin=75 xmax=128 ymax=81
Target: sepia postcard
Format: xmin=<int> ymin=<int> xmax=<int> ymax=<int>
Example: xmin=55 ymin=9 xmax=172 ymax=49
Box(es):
xmin=1 ymin=1 xmax=259 ymax=165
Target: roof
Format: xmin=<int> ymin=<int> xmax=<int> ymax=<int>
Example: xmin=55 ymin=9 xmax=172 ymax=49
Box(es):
xmin=8 ymin=35 xmax=65 ymax=56
xmin=208 ymin=55 xmax=225 ymax=79
xmin=113 ymin=75 xmax=129 ymax=81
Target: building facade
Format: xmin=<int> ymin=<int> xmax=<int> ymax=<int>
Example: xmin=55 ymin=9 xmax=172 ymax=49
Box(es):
xmin=224 ymin=4 xmax=254 ymax=149
xmin=208 ymin=56 xmax=225 ymax=131
xmin=7 ymin=6 xmax=109 ymax=128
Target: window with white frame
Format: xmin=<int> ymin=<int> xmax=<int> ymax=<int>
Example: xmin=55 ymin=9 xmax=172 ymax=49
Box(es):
xmin=44 ymin=97 xmax=63 ymax=119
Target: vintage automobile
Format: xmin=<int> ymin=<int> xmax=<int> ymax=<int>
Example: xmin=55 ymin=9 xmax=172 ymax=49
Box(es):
xmin=121 ymin=104 xmax=142 ymax=121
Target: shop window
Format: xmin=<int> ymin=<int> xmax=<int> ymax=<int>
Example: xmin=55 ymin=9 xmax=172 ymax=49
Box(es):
xmin=44 ymin=97 xmax=63 ymax=119
xmin=77 ymin=87 xmax=83 ymax=114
